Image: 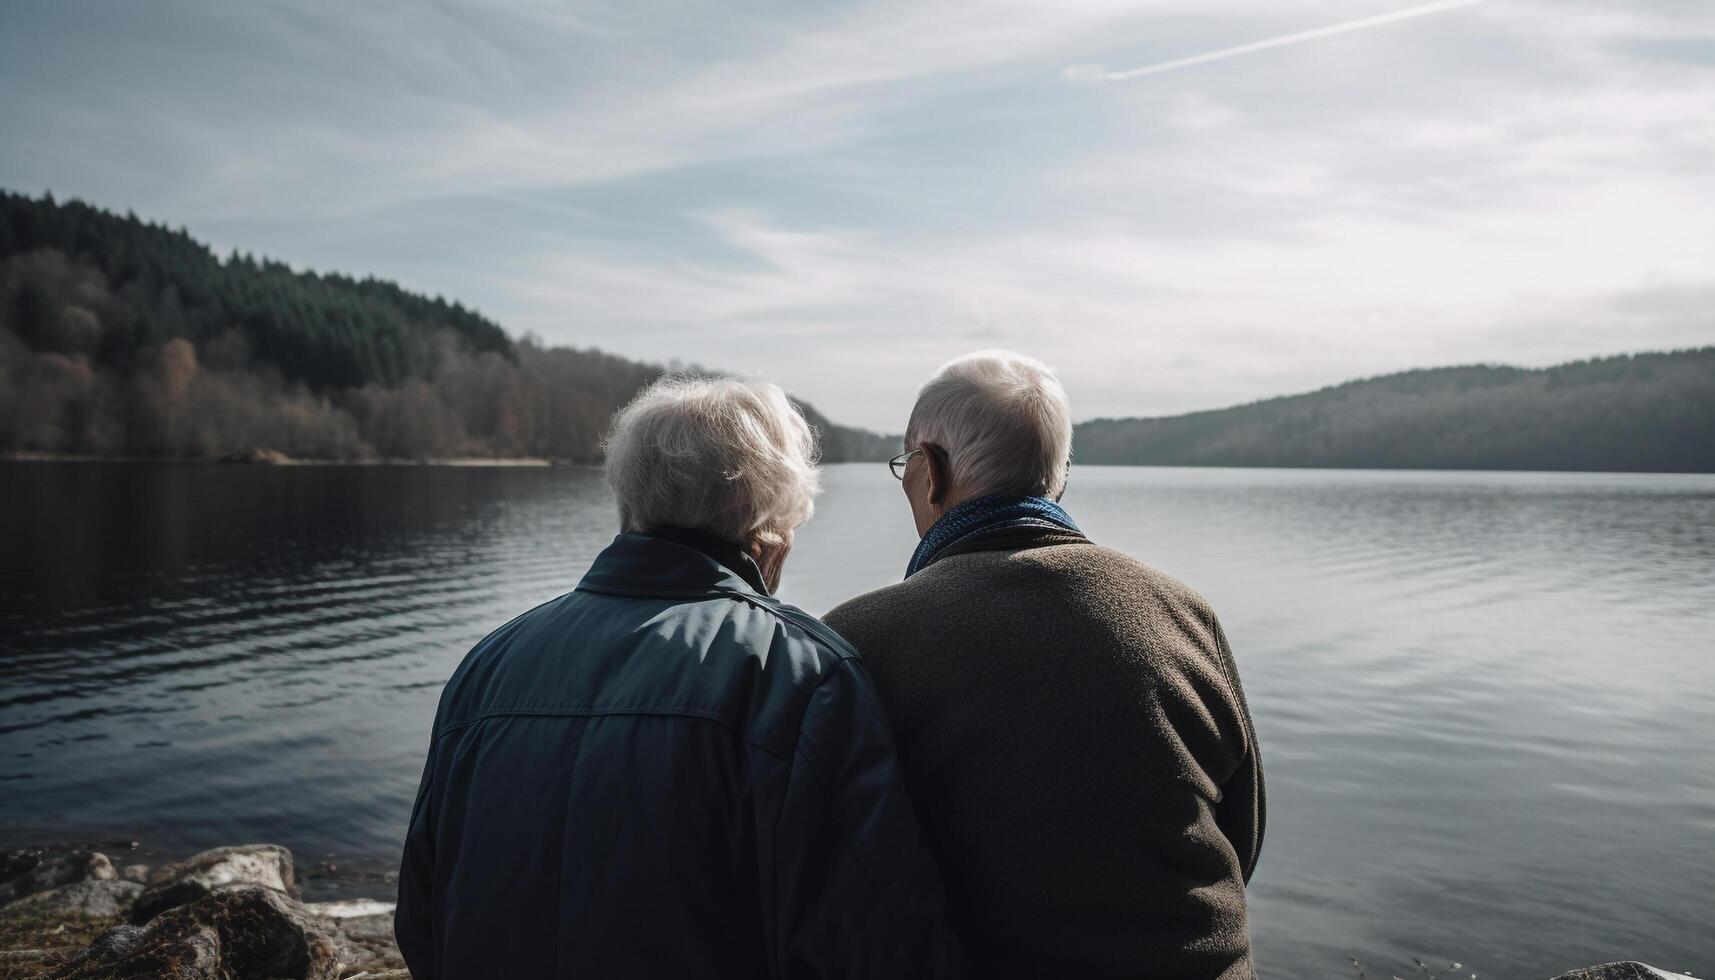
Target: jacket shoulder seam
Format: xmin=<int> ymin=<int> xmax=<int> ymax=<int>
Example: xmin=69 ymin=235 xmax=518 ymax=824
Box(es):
xmin=713 ymin=588 xmax=863 ymax=666
xmin=573 ymin=584 xmax=857 ymax=668
xmin=435 ymin=707 xmax=793 ymax=761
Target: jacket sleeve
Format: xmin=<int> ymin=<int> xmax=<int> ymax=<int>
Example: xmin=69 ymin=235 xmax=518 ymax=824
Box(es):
xmin=772 ymin=656 xmax=966 ymax=979
xmin=1209 ymin=615 xmax=1266 ymax=883
xmin=394 ymin=736 xmax=438 ymax=980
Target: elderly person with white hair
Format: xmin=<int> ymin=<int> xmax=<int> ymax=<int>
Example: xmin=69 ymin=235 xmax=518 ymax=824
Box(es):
xmin=397 ymin=377 xmax=963 ymax=980
xmin=826 ymin=351 xmax=1266 ymax=980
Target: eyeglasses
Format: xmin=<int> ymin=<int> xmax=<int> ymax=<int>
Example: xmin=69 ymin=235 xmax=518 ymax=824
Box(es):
xmin=888 ymin=448 xmax=921 ymax=481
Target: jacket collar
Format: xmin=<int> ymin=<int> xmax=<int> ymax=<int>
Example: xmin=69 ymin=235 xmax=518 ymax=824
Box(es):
xmin=576 ymin=529 xmax=770 ymax=599
xmin=933 ymin=523 xmax=1087 ymax=565
xmin=908 ymin=493 xmax=1081 ymax=577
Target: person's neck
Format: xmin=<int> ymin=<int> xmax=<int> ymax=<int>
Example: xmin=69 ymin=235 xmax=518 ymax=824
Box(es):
xmin=932 ymin=487 xmax=1049 ymax=525
xmin=926 ymin=491 xmax=976 ymax=530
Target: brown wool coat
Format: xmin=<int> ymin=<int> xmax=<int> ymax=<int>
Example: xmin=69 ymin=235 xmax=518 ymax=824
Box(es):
xmin=824 ymin=526 xmax=1265 ymax=980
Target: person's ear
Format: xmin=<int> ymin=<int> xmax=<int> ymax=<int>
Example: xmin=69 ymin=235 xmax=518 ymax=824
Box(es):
xmin=747 ymin=528 xmax=793 ymax=592
xmin=923 ymin=443 xmax=952 ymax=505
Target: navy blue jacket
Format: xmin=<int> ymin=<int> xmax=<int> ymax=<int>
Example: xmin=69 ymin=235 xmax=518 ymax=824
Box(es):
xmin=396 ymin=530 xmax=963 ymax=979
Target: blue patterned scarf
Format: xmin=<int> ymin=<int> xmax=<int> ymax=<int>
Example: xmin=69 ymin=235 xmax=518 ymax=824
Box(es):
xmin=906 ymin=493 xmax=1081 ymax=578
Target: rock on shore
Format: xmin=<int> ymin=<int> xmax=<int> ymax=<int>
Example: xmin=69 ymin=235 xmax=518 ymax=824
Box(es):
xmin=130 ymin=843 xmax=298 ymax=925
xmin=43 ymin=887 xmax=337 ymax=979
xmin=1551 ymin=966 xmax=1697 ymax=980
xmin=0 ymin=844 xmax=402 ymax=979
xmin=0 ymin=852 xmax=116 ymax=905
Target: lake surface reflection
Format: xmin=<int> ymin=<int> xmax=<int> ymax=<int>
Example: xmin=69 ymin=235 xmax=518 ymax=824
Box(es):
xmin=2 ymin=462 xmax=1712 ymax=977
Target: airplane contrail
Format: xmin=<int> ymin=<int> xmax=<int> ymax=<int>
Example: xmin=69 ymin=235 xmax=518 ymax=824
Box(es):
xmin=1094 ymin=0 xmax=1486 ymax=82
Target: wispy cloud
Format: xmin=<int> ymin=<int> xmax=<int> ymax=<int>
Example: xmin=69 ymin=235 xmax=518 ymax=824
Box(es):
xmin=1070 ymin=0 xmax=1487 ymax=82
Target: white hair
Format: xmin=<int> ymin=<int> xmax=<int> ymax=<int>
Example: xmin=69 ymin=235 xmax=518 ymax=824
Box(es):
xmin=603 ymin=376 xmax=821 ymax=544
xmin=905 ymin=350 xmax=1072 ymax=500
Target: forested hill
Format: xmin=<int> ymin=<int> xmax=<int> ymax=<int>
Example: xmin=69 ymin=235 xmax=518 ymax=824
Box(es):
xmin=5 ymin=192 xmax=1708 ymax=472
xmin=1076 ymin=350 xmax=1715 ymax=472
xmin=0 ymin=190 xmax=892 ymax=462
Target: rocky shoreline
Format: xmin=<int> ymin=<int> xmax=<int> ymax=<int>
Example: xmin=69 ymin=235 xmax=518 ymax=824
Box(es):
xmin=0 ymin=841 xmax=1695 ymax=979
xmin=0 ymin=843 xmax=403 ymax=979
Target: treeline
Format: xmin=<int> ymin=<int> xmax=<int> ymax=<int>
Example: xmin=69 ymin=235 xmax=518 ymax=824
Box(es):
xmin=0 ymin=191 xmax=889 ymax=462
xmin=9 ymin=192 xmax=1708 ymax=473
xmin=1075 ymin=350 xmax=1715 ymax=472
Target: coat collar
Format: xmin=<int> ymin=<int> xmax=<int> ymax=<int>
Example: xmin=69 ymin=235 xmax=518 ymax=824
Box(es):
xmin=908 ymin=493 xmax=1081 ymax=578
xmin=576 ymin=530 xmax=770 ymax=599
xmin=933 ymin=523 xmax=1087 ymax=565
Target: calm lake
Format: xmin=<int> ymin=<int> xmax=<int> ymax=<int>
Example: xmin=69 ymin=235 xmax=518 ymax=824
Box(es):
xmin=2 ymin=462 xmax=1712 ymax=977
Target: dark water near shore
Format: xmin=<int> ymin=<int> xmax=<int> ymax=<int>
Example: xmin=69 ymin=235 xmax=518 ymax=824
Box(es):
xmin=3 ymin=462 xmax=1712 ymax=977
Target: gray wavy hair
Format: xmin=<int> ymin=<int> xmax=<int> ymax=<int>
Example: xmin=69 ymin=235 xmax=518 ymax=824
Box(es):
xmin=905 ymin=350 xmax=1072 ymax=500
xmin=603 ymin=376 xmax=822 ymax=544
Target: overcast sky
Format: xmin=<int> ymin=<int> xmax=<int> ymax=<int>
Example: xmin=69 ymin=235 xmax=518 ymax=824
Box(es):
xmin=2 ymin=1 xmax=1711 ymax=429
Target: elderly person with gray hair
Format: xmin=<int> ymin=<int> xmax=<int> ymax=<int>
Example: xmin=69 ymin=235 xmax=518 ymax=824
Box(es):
xmin=826 ymin=351 xmax=1266 ymax=980
xmin=397 ymin=376 xmax=962 ymax=979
